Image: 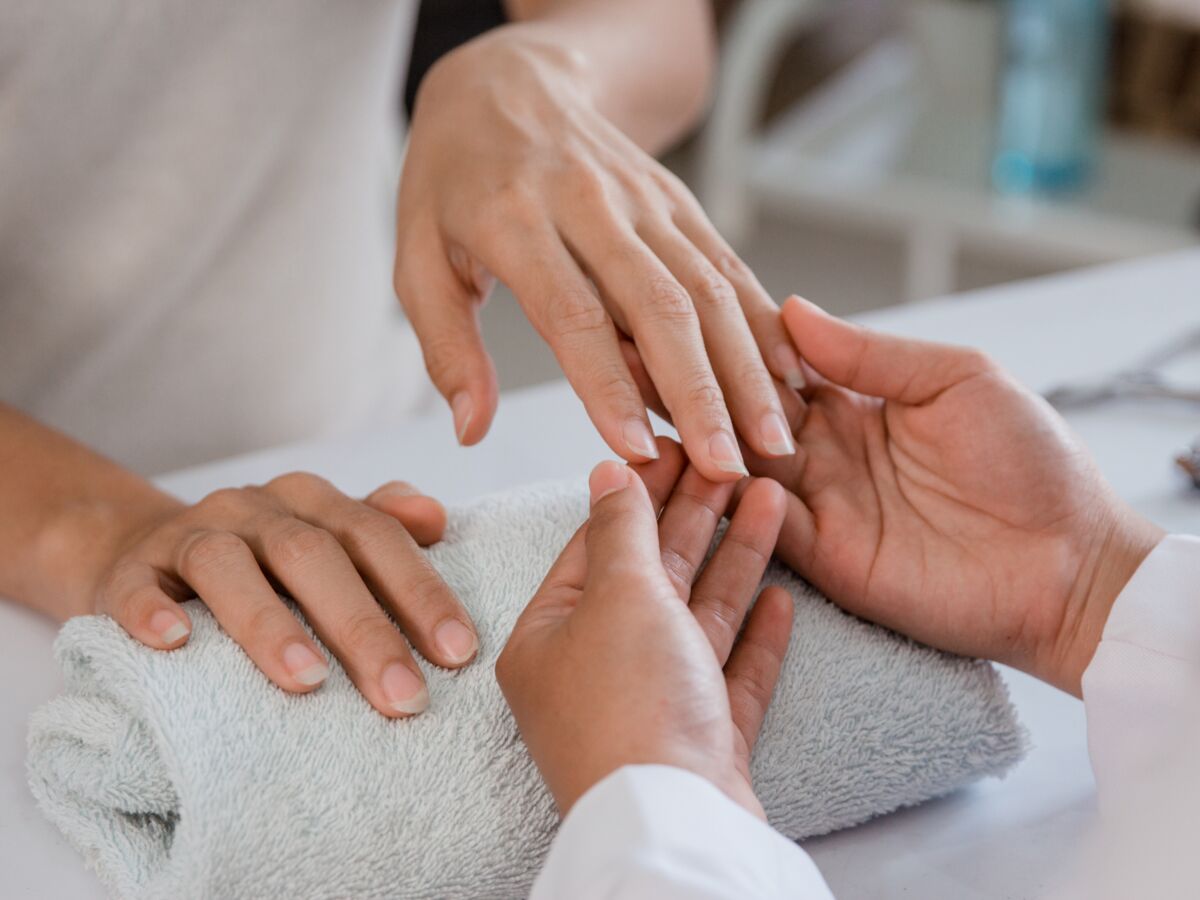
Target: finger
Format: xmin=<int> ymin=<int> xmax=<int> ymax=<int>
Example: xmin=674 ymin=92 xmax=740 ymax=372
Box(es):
xmin=655 ymin=466 xmax=736 ymax=601
xmin=669 ymin=195 xmax=809 ymax=392
xmin=725 ymin=586 xmax=794 ymax=755
xmin=781 ymin=296 xmax=993 ymax=404
xmin=562 ymin=220 xmax=747 ymax=481
xmin=245 ymin=515 xmax=431 ymax=718
xmin=584 ymin=461 xmax=663 ymax=590
xmin=637 ymin=220 xmax=795 ymax=460
xmin=394 ymin=224 xmax=499 ymax=446
xmin=97 ymin=559 xmax=193 ymax=650
xmin=363 ymin=481 xmax=447 ymax=546
xmin=690 ymin=479 xmax=787 ymax=663
xmin=173 ymin=529 xmax=332 ymax=694
xmin=630 ymin=436 xmax=689 ymax=512
xmin=479 ymin=227 xmax=660 ymax=463
xmin=622 ymin=340 xmax=806 ymax=466
xmin=267 ymin=473 xmax=477 ymax=671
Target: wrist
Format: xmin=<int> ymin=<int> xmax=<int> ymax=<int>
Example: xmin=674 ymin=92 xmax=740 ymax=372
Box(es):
xmin=1042 ymin=506 xmax=1164 ymax=696
xmin=31 ymin=491 xmax=182 ymax=620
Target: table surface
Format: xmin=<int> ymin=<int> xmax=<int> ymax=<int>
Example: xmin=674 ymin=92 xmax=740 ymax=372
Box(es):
xmin=4 ymin=251 xmax=1199 ymax=899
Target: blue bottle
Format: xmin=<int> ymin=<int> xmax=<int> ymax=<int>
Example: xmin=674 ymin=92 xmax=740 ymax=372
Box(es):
xmin=992 ymin=0 xmax=1110 ymax=195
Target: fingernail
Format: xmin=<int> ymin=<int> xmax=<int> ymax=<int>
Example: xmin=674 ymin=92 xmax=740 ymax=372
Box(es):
xmin=622 ymin=419 xmax=659 ymax=460
xmin=708 ymin=432 xmax=748 ymax=476
xmin=451 ymin=392 xmax=473 ymax=444
xmin=150 ymin=609 xmax=189 ymax=645
xmin=381 ymin=662 xmax=429 ymax=715
xmin=589 ymin=460 xmax=631 ymax=504
xmin=434 ymin=619 xmax=477 ymax=665
xmin=760 ymin=412 xmax=796 ymax=457
xmin=283 ymin=642 xmax=329 ymax=686
xmin=773 ymin=344 xmax=807 ymax=390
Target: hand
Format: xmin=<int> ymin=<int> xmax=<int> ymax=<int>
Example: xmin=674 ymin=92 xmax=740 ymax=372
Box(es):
xmin=393 ymin=29 xmax=804 ymax=482
xmin=740 ymin=298 xmax=1163 ymax=696
xmin=496 ymin=442 xmax=794 ymax=817
xmin=90 ymin=474 xmax=478 ymax=717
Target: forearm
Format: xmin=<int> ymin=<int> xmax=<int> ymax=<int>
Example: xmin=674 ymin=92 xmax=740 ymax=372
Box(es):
xmin=504 ymin=0 xmax=715 ymax=153
xmin=0 ymin=403 xmax=180 ymax=620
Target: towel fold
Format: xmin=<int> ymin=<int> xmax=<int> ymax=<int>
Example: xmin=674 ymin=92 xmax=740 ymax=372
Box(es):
xmin=28 ymin=482 xmax=1026 ymax=899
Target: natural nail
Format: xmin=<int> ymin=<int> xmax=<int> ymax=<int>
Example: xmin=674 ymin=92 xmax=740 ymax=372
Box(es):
xmin=381 ymin=663 xmax=429 ymax=715
xmin=283 ymin=642 xmax=329 ymax=687
xmin=774 ymin=344 xmax=807 ymax=390
xmin=589 ymin=461 xmax=631 ymax=504
xmin=622 ymin=419 xmax=659 ymax=460
xmin=708 ymin=432 xmax=748 ymax=476
xmin=451 ymin=392 xmax=473 ymax=445
xmin=760 ymin=412 xmax=796 ymax=457
xmin=150 ymin=609 xmax=189 ymax=646
xmin=434 ymin=619 xmax=477 ymax=665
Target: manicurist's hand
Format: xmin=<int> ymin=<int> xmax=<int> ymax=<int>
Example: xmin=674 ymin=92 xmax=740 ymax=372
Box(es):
xmin=497 ymin=442 xmax=794 ymax=817
xmin=738 ymin=298 xmax=1164 ymax=696
xmin=393 ymin=3 xmax=804 ymax=482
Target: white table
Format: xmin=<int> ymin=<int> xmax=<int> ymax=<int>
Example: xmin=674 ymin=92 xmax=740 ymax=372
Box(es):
xmin=4 ymin=251 xmax=1199 ymax=898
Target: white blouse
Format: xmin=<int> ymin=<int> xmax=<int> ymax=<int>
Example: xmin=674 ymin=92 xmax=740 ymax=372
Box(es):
xmin=0 ymin=1 xmax=431 ymax=474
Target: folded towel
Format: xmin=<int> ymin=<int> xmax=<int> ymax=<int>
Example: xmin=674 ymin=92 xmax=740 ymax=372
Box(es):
xmin=28 ymin=482 xmax=1026 ymax=900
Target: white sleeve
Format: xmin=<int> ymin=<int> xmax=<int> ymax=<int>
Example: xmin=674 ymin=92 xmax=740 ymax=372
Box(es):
xmin=1074 ymin=534 xmax=1200 ymax=900
xmin=531 ymin=765 xmax=834 ymax=900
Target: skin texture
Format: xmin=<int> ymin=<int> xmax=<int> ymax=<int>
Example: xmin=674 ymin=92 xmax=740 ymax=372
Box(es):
xmin=625 ymin=299 xmax=1164 ymax=697
xmin=394 ymin=0 xmax=804 ymax=482
xmin=497 ymin=442 xmax=794 ymax=818
xmin=0 ymin=404 xmax=475 ymax=718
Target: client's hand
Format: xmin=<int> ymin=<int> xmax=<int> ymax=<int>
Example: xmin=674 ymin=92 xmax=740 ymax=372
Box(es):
xmin=745 ymin=298 xmax=1164 ymax=696
xmin=93 ymin=474 xmax=477 ymax=717
xmin=497 ymin=443 xmax=793 ymax=817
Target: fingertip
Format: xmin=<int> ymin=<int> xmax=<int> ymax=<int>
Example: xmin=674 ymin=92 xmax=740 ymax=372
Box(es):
xmin=376 ymin=494 xmax=448 ymax=545
xmin=147 ymin=607 xmax=191 ymax=649
xmin=588 ymin=460 xmax=633 ymax=505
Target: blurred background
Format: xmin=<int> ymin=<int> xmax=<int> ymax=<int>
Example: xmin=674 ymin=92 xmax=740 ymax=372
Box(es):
xmin=408 ymin=0 xmax=1200 ymax=392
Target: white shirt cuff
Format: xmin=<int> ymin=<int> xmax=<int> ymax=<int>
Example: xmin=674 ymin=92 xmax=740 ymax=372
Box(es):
xmin=532 ymin=765 xmax=833 ymax=899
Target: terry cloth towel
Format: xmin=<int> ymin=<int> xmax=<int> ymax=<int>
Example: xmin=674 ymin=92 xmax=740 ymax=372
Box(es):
xmin=28 ymin=482 xmax=1027 ymax=900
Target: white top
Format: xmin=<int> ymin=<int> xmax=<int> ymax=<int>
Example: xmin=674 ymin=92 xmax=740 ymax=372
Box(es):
xmin=0 ymin=1 xmax=430 ymax=474
xmin=534 ymin=535 xmax=1200 ymax=899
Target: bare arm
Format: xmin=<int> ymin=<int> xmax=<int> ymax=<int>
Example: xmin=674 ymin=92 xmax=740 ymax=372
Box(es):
xmin=504 ymin=0 xmax=715 ymax=153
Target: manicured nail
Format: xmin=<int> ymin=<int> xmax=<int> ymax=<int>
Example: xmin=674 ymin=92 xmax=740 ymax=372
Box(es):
xmin=381 ymin=663 xmax=429 ymax=715
xmin=150 ymin=609 xmax=189 ymax=646
xmin=622 ymin=419 xmax=659 ymax=460
xmin=773 ymin=344 xmax=807 ymax=390
xmin=434 ymin=619 xmax=477 ymax=665
xmin=708 ymin=432 xmax=748 ymax=476
xmin=760 ymin=412 xmax=796 ymax=457
xmin=451 ymin=392 xmax=473 ymax=444
xmin=283 ymin=642 xmax=329 ymax=686
xmin=589 ymin=461 xmax=632 ymax=504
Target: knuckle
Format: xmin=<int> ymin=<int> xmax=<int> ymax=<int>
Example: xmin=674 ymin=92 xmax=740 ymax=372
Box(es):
xmin=659 ymin=546 xmax=698 ymax=589
xmin=268 ymin=523 xmax=339 ymax=568
xmin=267 ymin=471 xmax=329 ymax=499
xmin=420 ymin=333 xmax=465 ymax=386
xmin=712 ymin=249 xmax=752 ymax=283
xmin=402 ymin=566 xmax=454 ymax=611
xmin=180 ymin=530 xmax=246 ymax=577
xmin=682 ymin=377 xmax=727 ymax=413
xmin=340 ymin=609 xmax=391 ymax=651
xmin=242 ymin=602 xmax=291 ymax=647
xmin=562 ymin=159 xmax=610 ymax=207
xmin=689 ymin=267 xmax=737 ymax=312
xmin=641 ymin=277 xmax=694 ymax=323
xmin=732 ymin=653 xmax=776 ymax=703
xmin=195 ymin=487 xmax=253 ymax=519
xmin=545 ymin=288 xmax=609 ymax=342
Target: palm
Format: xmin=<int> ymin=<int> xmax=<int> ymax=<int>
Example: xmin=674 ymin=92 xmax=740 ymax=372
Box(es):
xmin=748 ymin=330 xmax=1114 ymax=671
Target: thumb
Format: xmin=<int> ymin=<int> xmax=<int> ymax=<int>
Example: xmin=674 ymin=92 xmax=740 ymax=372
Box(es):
xmin=394 ymin=230 xmax=499 ymax=445
xmin=781 ymin=296 xmax=993 ymax=404
xmin=583 ymin=461 xmax=663 ymax=593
